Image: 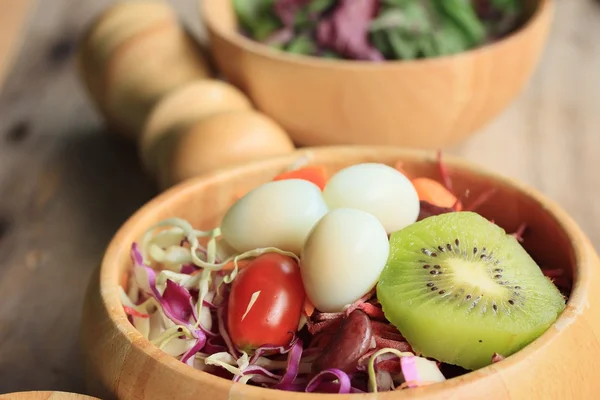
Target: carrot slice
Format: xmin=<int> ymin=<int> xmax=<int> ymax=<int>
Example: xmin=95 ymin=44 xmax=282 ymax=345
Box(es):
xmin=411 ymin=177 xmax=462 ymax=210
xmin=273 ymin=165 xmax=329 ymax=190
xmin=303 ymin=296 xmax=315 ymax=317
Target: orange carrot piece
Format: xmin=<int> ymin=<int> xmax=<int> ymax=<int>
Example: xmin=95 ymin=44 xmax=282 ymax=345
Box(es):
xmin=303 ymin=296 xmax=315 ymax=317
xmin=411 ymin=177 xmax=462 ymax=210
xmin=273 ymin=165 xmax=329 ymax=190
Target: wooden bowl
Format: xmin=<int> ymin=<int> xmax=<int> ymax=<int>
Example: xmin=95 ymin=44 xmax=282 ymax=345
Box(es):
xmin=0 ymin=392 xmax=98 ymax=400
xmin=201 ymin=0 xmax=553 ymax=148
xmin=81 ymin=146 xmax=600 ymax=400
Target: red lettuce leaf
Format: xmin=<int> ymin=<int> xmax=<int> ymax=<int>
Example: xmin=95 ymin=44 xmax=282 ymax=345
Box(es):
xmin=316 ymin=0 xmax=384 ymax=61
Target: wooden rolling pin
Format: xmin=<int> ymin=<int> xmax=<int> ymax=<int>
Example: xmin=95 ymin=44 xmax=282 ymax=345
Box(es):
xmin=77 ymin=0 xmax=296 ymax=189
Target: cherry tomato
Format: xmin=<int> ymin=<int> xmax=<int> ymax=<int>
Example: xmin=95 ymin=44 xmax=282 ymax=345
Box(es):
xmin=227 ymin=252 xmax=305 ymax=352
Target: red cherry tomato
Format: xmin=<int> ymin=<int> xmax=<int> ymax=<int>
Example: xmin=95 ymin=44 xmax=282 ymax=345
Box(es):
xmin=227 ymin=253 xmax=305 ymax=352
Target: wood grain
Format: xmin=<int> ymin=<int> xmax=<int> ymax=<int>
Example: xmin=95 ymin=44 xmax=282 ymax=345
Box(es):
xmin=0 ymin=0 xmax=599 ymax=395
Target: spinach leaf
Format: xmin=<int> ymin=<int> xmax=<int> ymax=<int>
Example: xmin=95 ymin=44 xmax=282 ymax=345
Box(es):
xmin=370 ymin=30 xmax=393 ymax=58
xmin=307 ymin=0 xmax=336 ymax=14
xmin=370 ymin=4 xmax=433 ymax=35
xmin=387 ymin=30 xmax=419 ymax=60
xmin=233 ymin=0 xmax=281 ymax=41
xmin=432 ymin=20 xmax=473 ymax=56
xmin=434 ymin=0 xmax=486 ymax=47
xmin=286 ymin=34 xmax=317 ymax=55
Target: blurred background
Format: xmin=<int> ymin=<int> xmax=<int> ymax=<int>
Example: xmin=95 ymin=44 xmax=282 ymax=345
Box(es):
xmin=0 ymin=0 xmax=598 ymax=394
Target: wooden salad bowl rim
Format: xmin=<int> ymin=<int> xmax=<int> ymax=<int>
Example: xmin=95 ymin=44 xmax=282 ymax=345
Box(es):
xmin=200 ymin=0 xmax=553 ymax=69
xmin=94 ymin=146 xmax=596 ymax=398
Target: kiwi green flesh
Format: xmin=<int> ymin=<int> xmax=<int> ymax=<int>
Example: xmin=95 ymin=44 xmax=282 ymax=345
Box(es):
xmin=377 ymin=211 xmax=566 ymax=371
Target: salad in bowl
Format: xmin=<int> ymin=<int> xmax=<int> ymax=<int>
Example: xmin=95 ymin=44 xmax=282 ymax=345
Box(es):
xmin=81 ymin=147 xmax=598 ymax=400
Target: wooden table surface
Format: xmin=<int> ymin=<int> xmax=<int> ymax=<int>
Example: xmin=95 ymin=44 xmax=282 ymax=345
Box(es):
xmin=0 ymin=0 xmax=598 ymax=395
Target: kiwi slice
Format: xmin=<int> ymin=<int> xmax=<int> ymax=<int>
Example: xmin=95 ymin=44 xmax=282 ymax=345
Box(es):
xmin=377 ymin=211 xmax=566 ymax=370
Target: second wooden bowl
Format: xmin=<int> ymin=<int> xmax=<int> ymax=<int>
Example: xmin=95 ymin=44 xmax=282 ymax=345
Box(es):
xmin=201 ymin=0 xmax=553 ymax=148
xmin=80 ymin=146 xmax=600 ymax=400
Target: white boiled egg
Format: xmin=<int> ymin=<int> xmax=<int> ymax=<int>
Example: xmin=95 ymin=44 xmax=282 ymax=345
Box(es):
xmin=300 ymin=208 xmax=390 ymax=313
xmin=323 ymin=163 xmax=420 ymax=234
xmin=220 ymin=179 xmax=329 ymax=255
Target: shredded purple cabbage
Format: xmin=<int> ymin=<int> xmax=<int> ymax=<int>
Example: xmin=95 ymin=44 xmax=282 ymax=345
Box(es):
xmin=131 ymin=244 xmax=189 ymax=326
xmin=124 ymin=236 xmax=440 ymax=394
xmin=163 ymin=280 xmax=194 ymax=322
xmin=274 ymin=339 xmax=304 ymax=389
xmin=249 ymin=335 xmax=299 ymax=364
xmin=235 ymin=365 xmax=282 ymax=384
xmin=306 ymin=369 xmax=352 ymax=394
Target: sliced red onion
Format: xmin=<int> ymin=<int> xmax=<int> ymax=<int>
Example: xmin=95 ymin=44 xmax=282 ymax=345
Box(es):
xmin=305 ymin=369 xmax=352 ymax=394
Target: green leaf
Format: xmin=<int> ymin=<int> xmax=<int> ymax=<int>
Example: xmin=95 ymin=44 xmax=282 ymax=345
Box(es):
xmin=294 ymin=9 xmax=311 ymax=29
xmin=286 ymin=35 xmax=317 ymax=55
xmin=381 ymin=0 xmax=414 ymax=8
xmin=417 ymin=34 xmax=437 ymax=58
xmin=233 ymin=0 xmax=275 ymax=29
xmin=432 ymin=20 xmax=472 ymax=56
xmin=387 ymin=30 xmax=419 ymax=60
xmin=233 ymin=0 xmax=281 ymax=40
xmin=307 ymin=0 xmax=336 ymax=14
xmin=253 ymin=17 xmax=283 ymax=41
xmin=433 ymin=0 xmax=486 ymax=47
xmin=320 ymin=50 xmax=342 ymax=59
xmin=490 ymin=0 xmax=519 ymax=12
xmin=370 ymin=4 xmax=433 ymax=34
xmin=370 ymin=30 xmax=393 ymax=58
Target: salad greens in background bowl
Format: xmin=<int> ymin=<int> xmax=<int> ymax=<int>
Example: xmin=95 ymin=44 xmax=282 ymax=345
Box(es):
xmin=234 ymin=0 xmax=525 ymax=61
xmin=201 ymin=0 xmax=553 ymax=148
xmin=79 ymin=146 xmax=600 ymax=400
